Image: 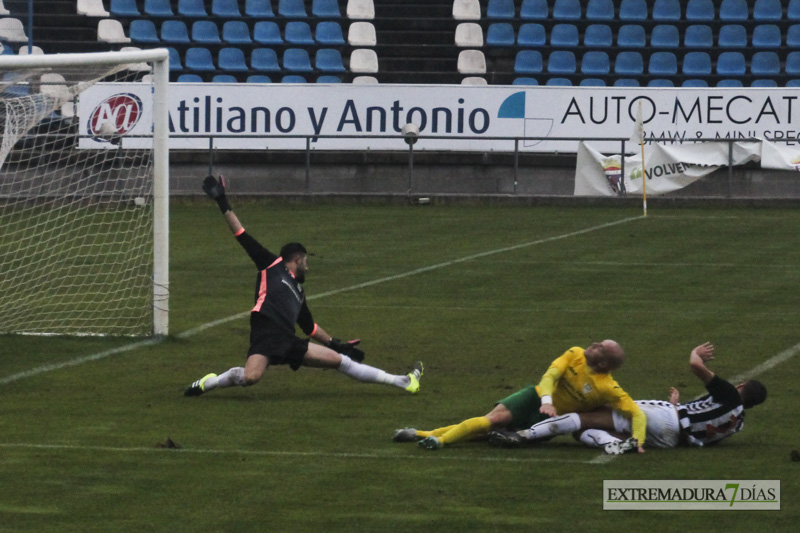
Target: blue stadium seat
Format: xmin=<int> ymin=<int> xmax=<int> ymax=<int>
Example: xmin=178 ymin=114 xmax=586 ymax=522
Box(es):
xmin=129 ymin=20 xmax=160 ymax=44
xmin=316 ymin=22 xmax=345 ymax=45
xmin=787 ymin=25 xmax=800 ymax=47
xmin=144 ymin=0 xmax=174 ymax=17
xmin=717 ymin=79 xmax=744 ymax=87
xmin=279 ymin=0 xmax=308 ymax=18
xmin=750 ymin=51 xmax=781 ymax=76
xmin=167 ymin=47 xmax=182 ymax=70
xmin=716 ymin=51 xmax=746 ymax=76
xmin=517 ymin=24 xmax=546 ymax=47
xmin=513 ymin=77 xmax=538 ymax=85
xmin=586 ymin=0 xmax=614 ymax=21
xmin=614 ymin=51 xmax=644 ymax=75
xmin=581 ymin=51 xmax=610 ymax=75
xmin=212 ymin=0 xmax=242 ymax=17
xmin=584 ymin=25 xmax=612 ymax=48
xmin=648 ymin=51 xmax=678 ymax=75
xmin=110 ymin=0 xmax=141 ymax=16
xmin=177 ymin=74 xmax=204 ymax=82
xmin=315 ymin=49 xmax=346 ymax=72
xmin=514 ymin=50 xmax=543 ymax=74
xmin=614 ymin=78 xmax=640 ymax=87
xmin=520 ymin=0 xmax=548 ymax=20
xmin=685 ymin=0 xmax=715 ymax=21
xmin=546 ymin=77 xmax=572 ymax=86
xmin=254 ymin=21 xmax=283 ymax=45
xmin=652 ymin=0 xmax=681 ymax=22
xmin=247 ymin=75 xmax=272 ymax=83
xmin=246 ymin=0 xmax=276 ymax=17
xmin=617 ymin=25 xmax=645 ymax=48
xmin=651 ymin=25 xmax=679 ymax=48
xmin=682 ymin=79 xmax=709 ymax=87
xmin=719 ymin=0 xmax=748 ymax=21
xmin=547 ymin=51 xmax=576 ymax=74
xmin=185 ymin=47 xmax=215 ymax=72
xmin=487 ymin=23 xmax=515 ymax=46
xmin=281 ymin=75 xmax=307 ymax=83
xmin=317 ymin=75 xmax=342 ymax=83
xmin=251 ymin=48 xmax=281 ymax=72
xmin=553 ymin=0 xmax=581 ymax=20
xmin=684 ymin=25 xmax=713 ymax=49
xmin=787 ymin=79 xmax=800 ymax=87
xmin=285 ymin=21 xmax=314 ymax=45
xmin=648 ymin=79 xmax=674 ymax=87
xmin=192 ymin=21 xmax=221 ymax=44
xmin=178 ymin=0 xmax=208 ymax=17
xmin=213 ymin=74 xmax=239 ymax=83
xmin=752 ymin=25 xmax=782 ymax=48
xmin=487 ymin=0 xmax=515 ymax=19
xmin=785 ymin=51 xmax=800 ymax=75
xmin=550 ymin=24 xmax=579 ymax=47
xmin=619 ymin=0 xmax=647 ymax=21
xmin=283 ymin=48 xmax=313 ymax=72
xmin=790 ymin=0 xmax=800 ymax=21
xmin=718 ymin=25 xmax=747 ymax=48
xmin=312 ymin=0 xmax=341 ymax=18
xmin=751 ymin=79 xmax=778 ymax=87
xmin=753 ymin=0 xmax=782 ymax=21
xmin=222 ymin=21 xmax=253 ymax=44
xmin=681 ymin=51 xmax=711 ymax=76
xmin=580 ymin=78 xmax=606 ymax=86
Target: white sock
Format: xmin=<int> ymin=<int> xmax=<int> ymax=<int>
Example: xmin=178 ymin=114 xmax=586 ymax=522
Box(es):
xmin=337 ymin=355 xmax=408 ymax=388
xmin=525 ymin=412 xmax=581 ymax=440
xmin=579 ymin=429 xmax=620 ymax=448
xmin=205 ymin=367 xmax=246 ymax=390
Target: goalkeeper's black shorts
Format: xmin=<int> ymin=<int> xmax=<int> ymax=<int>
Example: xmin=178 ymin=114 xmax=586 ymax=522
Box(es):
xmin=247 ymin=313 xmax=309 ymax=371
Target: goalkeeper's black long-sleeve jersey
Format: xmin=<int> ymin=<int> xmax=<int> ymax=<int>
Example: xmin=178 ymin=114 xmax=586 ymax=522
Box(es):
xmin=235 ymin=230 xmax=315 ymax=336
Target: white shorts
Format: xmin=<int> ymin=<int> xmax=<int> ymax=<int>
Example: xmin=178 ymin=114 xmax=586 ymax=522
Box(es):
xmin=612 ymin=400 xmax=680 ymax=448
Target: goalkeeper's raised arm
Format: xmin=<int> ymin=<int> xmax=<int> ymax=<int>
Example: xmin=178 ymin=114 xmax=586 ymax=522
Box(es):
xmin=203 ymin=175 xmax=244 ymax=235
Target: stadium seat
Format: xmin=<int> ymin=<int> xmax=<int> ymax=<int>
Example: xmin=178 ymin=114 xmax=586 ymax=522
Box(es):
xmin=487 ymin=0 xmax=515 ymax=20
xmin=246 ymin=0 xmax=275 ymax=17
xmin=453 ymin=0 xmax=480 ymax=20
xmin=178 ymin=0 xmax=208 ymax=17
xmin=279 ymin=0 xmax=308 ymax=17
xmin=684 ymin=25 xmax=713 ymax=49
xmin=685 ymin=0 xmax=715 ymax=21
xmin=512 ymin=77 xmax=538 ymax=85
xmin=250 ymin=48 xmax=281 ymax=72
xmin=717 ymin=79 xmax=744 ymax=87
xmin=617 ymin=25 xmax=645 ymax=49
xmin=254 ymin=21 xmax=283 ymax=45
xmin=315 ymin=49 xmax=346 ymax=72
xmin=580 ymin=51 xmax=610 ymax=75
xmin=97 ymin=19 xmax=129 ymax=43
xmin=751 ymin=79 xmax=778 ymax=87
xmin=785 ymin=51 xmax=800 ymax=75
xmin=614 ymin=51 xmax=644 ymax=75
xmin=129 ymin=20 xmax=159 ymax=44
xmin=192 ymin=21 xmax=221 ymax=44
xmin=652 ymin=0 xmax=681 ymax=22
xmin=681 ymin=51 xmax=711 ymax=76
xmin=719 ymin=0 xmax=748 ymax=21
xmin=519 ymin=0 xmax=548 ymax=20
xmin=455 ymin=23 xmax=483 ymax=47
xmin=0 ymin=43 xmax=13 ymax=55
xmin=580 ymin=78 xmax=606 ymax=87
xmin=283 ymin=48 xmax=313 ymax=72
xmin=614 ymin=78 xmax=640 ymax=87
xmin=457 ymin=50 xmax=487 ymax=74
xmin=547 ymin=51 xmax=576 ymax=74
xmin=517 ymin=24 xmax=546 ymax=47
xmin=348 ymin=21 xmax=377 ymax=46
xmin=167 ymin=47 xmax=182 ymax=70
xmin=787 ymin=25 xmax=800 ymax=47
xmin=752 ymin=25 xmax=782 ymax=48
xmin=110 ymin=0 xmax=140 ymax=16
xmin=648 ymin=51 xmax=678 ymax=75
xmin=247 ymin=75 xmax=272 ymax=83
xmin=161 ymin=20 xmax=190 ymax=44
xmin=586 ymin=0 xmax=614 ymax=21
xmin=486 ymin=23 xmax=515 ymax=47
xmin=349 ymin=49 xmax=378 ymax=72
xmin=351 ymin=75 xmax=378 ymax=84
xmin=185 ymin=47 xmax=215 ymax=71
xmin=546 ymin=77 xmax=572 ymax=86
xmin=281 ymin=75 xmax=307 ymax=83
xmin=514 ymin=50 xmax=543 ymax=74
xmin=584 ymin=25 xmax=612 ymax=48
xmin=718 ymin=25 xmax=747 ymax=48
xmin=790 ymin=0 xmax=800 ymax=21
xmin=285 ymin=21 xmax=314 ymax=45
xmin=753 ymin=0 xmax=782 ymax=21
xmin=716 ymin=51 xmax=746 ymax=76
xmin=550 ymin=24 xmax=579 ymax=47
xmin=78 ymin=0 xmax=110 ymax=17
xmin=648 ymin=79 xmax=674 ymax=87
xmin=18 ymin=44 xmax=43 ymax=55
xmin=316 ymin=22 xmax=345 ymax=45
xmin=553 ymin=0 xmax=581 ymax=20
xmin=317 ymin=75 xmax=342 ymax=83
xmin=787 ymin=79 xmax=800 ymax=87
xmin=218 ymin=48 xmax=248 ymax=71
xmin=619 ymin=0 xmax=647 ymax=21
xmin=222 ymin=21 xmax=252 ymax=45
xmin=462 ymin=76 xmax=486 ymax=85
xmin=682 ymin=79 xmax=708 ymax=87
xmin=144 ymin=0 xmax=173 ymax=17
xmin=347 ymin=0 xmax=375 ymax=20
xmin=312 ymin=0 xmax=341 ymax=17
xmin=213 ymin=74 xmax=238 ymax=83
xmin=651 ymin=25 xmax=679 ymax=48
xmin=750 ymin=51 xmax=781 ymax=76
xmin=177 ymin=73 xmax=204 ymax=82
xmin=212 ymin=0 xmax=242 ymax=17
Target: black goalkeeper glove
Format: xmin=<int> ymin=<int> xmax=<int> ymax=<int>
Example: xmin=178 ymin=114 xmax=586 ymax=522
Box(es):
xmin=202 ymin=175 xmax=232 ymax=214
xmin=329 ymin=338 xmax=365 ymax=363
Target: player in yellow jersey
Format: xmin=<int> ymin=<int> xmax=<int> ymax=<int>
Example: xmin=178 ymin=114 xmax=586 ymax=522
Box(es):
xmin=393 ymin=340 xmax=646 ymax=452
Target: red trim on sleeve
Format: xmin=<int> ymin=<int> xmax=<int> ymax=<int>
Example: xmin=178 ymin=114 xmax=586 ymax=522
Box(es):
xmin=310 ymin=323 xmax=319 ymax=337
xmin=234 ymin=227 xmax=245 ymax=237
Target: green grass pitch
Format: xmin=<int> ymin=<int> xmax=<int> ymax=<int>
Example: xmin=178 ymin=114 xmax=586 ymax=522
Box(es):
xmin=1 ymin=202 xmax=798 ymax=532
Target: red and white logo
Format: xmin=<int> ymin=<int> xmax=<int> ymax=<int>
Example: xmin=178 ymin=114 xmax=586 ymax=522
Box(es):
xmin=87 ymin=93 xmax=143 ymax=142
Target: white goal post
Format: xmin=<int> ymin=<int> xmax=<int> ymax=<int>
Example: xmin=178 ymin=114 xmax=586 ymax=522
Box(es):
xmin=0 ymin=49 xmax=169 ymax=336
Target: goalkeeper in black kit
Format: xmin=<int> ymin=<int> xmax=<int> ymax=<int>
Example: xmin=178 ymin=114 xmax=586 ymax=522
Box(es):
xmin=184 ymin=176 xmax=423 ymax=397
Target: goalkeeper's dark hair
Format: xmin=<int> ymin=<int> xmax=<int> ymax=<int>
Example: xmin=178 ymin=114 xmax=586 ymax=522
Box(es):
xmin=741 ymin=380 xmax=767 ymax=409
xmin=280 ymin=242 xmax=308 ymax=262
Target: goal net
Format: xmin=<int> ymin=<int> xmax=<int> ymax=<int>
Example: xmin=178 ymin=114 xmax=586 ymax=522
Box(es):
xmin=0 ymin=50 xmax=169 ymax=336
